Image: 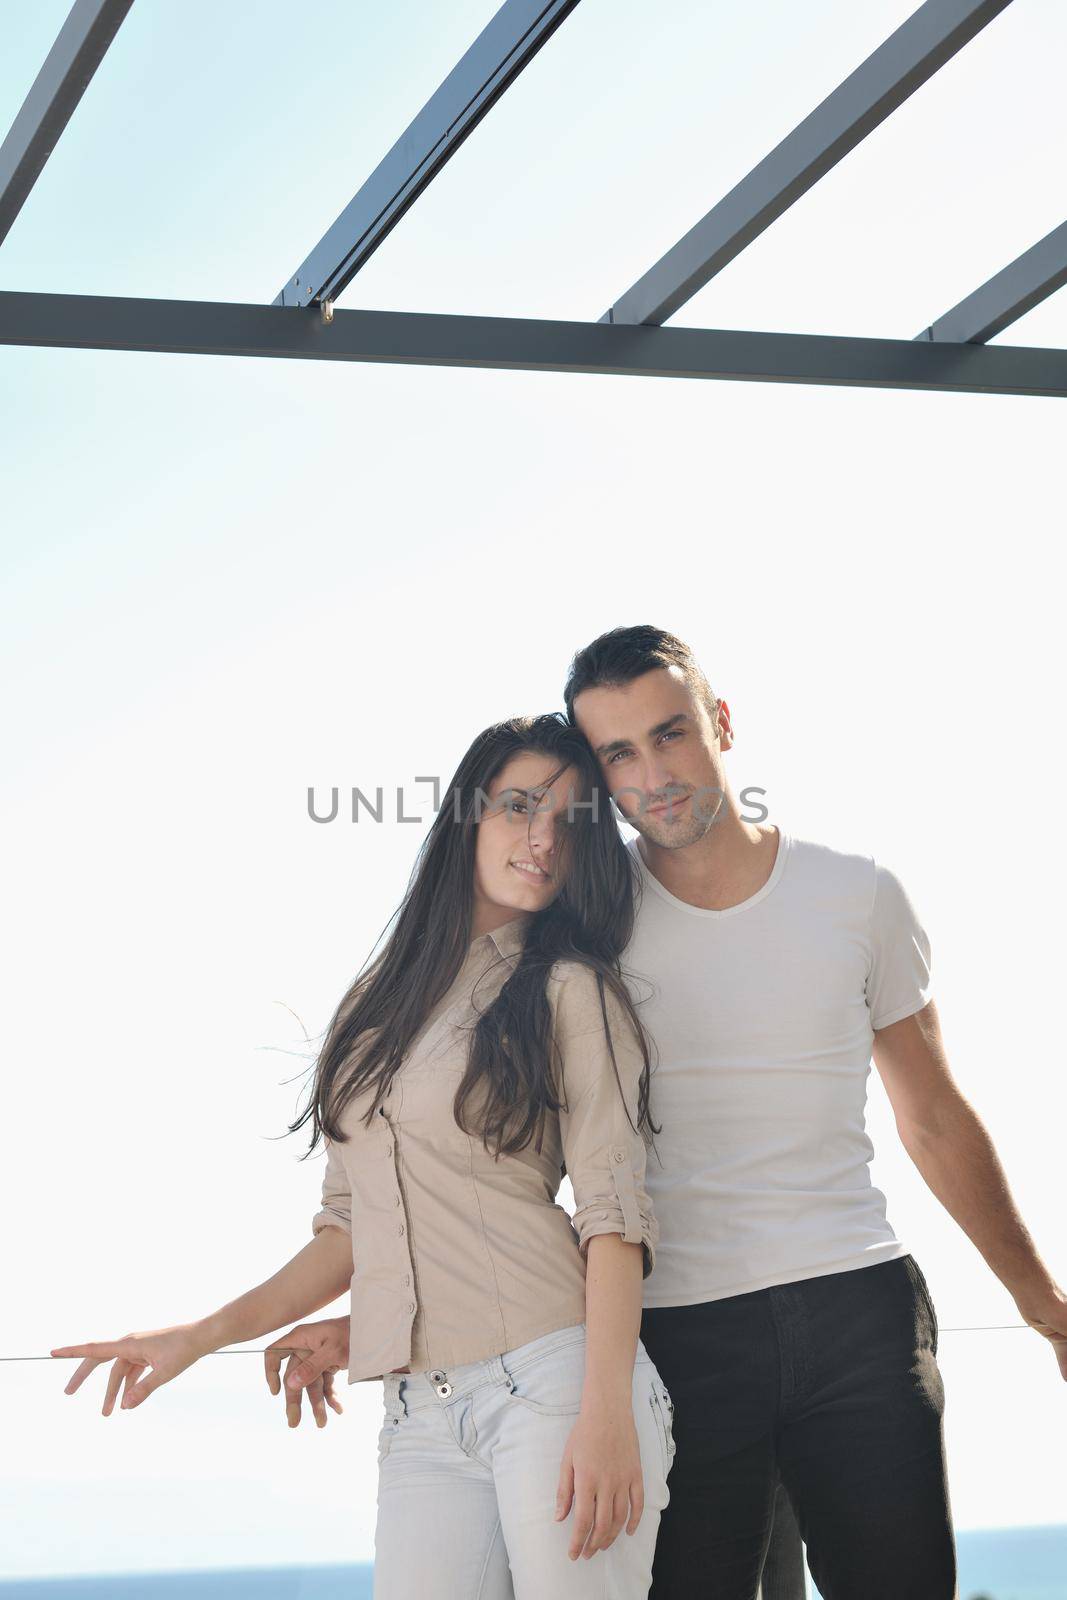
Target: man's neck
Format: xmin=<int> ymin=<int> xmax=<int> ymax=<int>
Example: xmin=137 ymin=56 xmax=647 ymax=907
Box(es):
xmin=636 ymin=806 xmax=780 ymax=912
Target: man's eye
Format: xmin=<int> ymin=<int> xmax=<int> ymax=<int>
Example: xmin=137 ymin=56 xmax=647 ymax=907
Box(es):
xmin=608 ymin=750 xmax=631 ymax=764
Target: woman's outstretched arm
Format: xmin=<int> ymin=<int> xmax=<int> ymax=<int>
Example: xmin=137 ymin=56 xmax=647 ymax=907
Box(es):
xmin=191 ymin=1224 xmax=354 ymax=1359
xmin=50 ymin=1224 xmax=354 ymax=1413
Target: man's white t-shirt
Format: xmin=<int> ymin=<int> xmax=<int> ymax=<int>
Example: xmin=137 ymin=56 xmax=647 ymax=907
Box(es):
xmin=623 ymin=826 xmax=932 ymax=1306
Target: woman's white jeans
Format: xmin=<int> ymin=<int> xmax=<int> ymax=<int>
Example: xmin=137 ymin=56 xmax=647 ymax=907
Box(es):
xmin=373 ymin=1321 xmax=677 ymax=1599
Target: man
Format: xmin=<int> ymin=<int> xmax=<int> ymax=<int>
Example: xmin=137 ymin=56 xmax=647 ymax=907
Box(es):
xmin=558 ymin=624 xmax=1066 ymax=1599
xmin=268 ymin=625 xmax=1066 ymax=1600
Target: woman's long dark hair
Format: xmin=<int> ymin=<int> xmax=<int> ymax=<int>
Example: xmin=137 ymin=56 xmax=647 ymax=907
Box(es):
xmin=289 ymin=712 xmax=659 ymax=1164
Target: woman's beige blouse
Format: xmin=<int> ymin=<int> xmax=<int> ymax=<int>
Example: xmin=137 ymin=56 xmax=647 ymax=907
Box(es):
xmin=311 ymin=915 xmax=658 ymax=1385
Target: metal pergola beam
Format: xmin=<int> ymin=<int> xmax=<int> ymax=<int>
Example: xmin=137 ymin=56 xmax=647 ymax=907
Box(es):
xmin=273 ymin=0 xmax=580 ymax=309
xmin=601 ymin=0 xmax=1013 ymax=328
xmin=3 ymin=291 xmax=1065 ymax=397
xmin=918 ymin=219 xmax=1067 ymax=343
xmin=0 ymin=0 xmax=135 ymax=247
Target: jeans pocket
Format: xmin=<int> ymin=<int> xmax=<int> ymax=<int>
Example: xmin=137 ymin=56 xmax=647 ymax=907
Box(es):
xmin=500 ymin=1341 xmax=585 ymax=1416
xmin=647 ymin=1374 xmax=677 ymax=1477
xmin=905 ymin=1255 xmax=940 ymax=1357
xmin=377 ymin=1415 xmax=400 ymax=1465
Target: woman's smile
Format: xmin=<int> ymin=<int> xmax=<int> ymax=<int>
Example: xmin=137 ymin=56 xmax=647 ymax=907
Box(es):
xmin=510 ymin=858 xmax=550 ymax=881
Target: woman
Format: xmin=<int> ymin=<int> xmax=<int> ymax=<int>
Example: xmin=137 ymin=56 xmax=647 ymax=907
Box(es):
xmin=50 ymin=713 xmax=677 ymax=1597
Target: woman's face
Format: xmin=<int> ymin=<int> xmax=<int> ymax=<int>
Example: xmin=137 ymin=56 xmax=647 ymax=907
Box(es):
xmin=472 ymin=750 xmax=582 ymax=925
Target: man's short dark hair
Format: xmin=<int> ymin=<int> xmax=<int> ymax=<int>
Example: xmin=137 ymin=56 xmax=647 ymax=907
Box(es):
xmin=563 ymin=625 xmax=718 ymax=727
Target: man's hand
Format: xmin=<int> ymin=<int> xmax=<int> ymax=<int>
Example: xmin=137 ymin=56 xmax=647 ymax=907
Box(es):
xmin=874 ymin=1004 xmax=1067 ymax=1383
xmin=263 ymin=1316 xmax=350 ymax=1428
xmin=1016 ymin=1287 xmax=1067 ymax=1381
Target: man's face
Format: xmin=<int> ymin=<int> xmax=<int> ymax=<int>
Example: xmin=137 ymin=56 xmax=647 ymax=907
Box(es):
xmin=572 ymin=666 xmax=729 ymax=848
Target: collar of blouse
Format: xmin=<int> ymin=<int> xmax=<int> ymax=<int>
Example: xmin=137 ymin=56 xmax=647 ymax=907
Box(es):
xmin=479 ymin=914 xmax=529 ymax=961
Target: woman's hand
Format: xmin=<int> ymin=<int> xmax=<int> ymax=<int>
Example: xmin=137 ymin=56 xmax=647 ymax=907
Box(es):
xmin=262 ymin=1317 xmax=348 ymax=1429
xmin=50 ymin=1322 xmax=211 ymax=1414
xmin=555 ymin=1402 xmax=644 ymax=1560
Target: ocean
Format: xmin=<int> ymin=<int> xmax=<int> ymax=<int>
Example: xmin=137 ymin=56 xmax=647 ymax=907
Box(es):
xmin=1 ymin=1526 xmax=1065 ymax=1597
xmin=814 ymin=1524 xmax=1067 ymax=1599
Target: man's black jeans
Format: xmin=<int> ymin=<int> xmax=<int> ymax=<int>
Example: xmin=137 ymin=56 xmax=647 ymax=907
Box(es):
xmin=639 ymin=1254 xmax=956 ymax=1600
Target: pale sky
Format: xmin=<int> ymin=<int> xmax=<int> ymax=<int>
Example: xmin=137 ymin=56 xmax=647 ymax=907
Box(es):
xmin=2 ymin=0 xmax=1065 ymax=1580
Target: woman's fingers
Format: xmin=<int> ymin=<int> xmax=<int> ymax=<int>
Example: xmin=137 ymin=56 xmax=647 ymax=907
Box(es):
xmin=562 ymin=1469 xmax=639 ymax=1558
xmin=263 ymin=1339 xmax=307 ymax=1395
xmin=323 ymin=1370 xmax=343 ymax=1416
xmin=585 ymin=1490 xmax=612 ymax=1557
xmin=103 ymin=1358 xmax=137 ymax=1417
xmin=263 ymin=1324 xmax=348 ymax=1427
xmin=121 ymin=1365 xmax=167 ymax=1410
xmin=282 ymin=1357 xmax=344 ymax=1426
xmin=58 ymin=1356 xmax=102 ymax=1396
xmin=608 ymin=1487 xmax=630 ymax=1550
xmin=51 ymin=1340 xmax=128 ymax=1360
xmin=306 ymin=1375 xmax=327 ymax=1428
xmin=285 ymin=1353 xmax=331 ymax=1393
xmin=263 ymin=1336 xmax=312 ymax=1406
xmin=579 ymin=1486 xmax=627 ymax=1558
xmin=283 ymin=1352 xmax=305 ymax=1429
xmin=626 ymin=1471 xmax=644 ymax=1534
xmin=52 ymin=1345 xmax=148 ymax=1413
xmin=568 ymin=1480 xmax=596 ymax=1561
xmin=52 ymin=1327 xmax=203 ymax=1412
xmin=555 ymin=1446 xmax=575 ymax=1521
xmin=51 ymin=1340 xmax=124 ymax=1393
xmin=263 ymin=1346 xmax=284 ymax=1396
xmin=53 ymin=1344 xmax=129 ymax=1396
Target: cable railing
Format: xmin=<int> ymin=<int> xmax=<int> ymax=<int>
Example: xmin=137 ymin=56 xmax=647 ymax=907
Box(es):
xmin=0 ymin=1320 xmax=1040 ymax=1364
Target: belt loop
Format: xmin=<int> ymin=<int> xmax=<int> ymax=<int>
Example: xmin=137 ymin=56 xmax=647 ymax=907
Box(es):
xmin=384 ymin=1370 xmax=409 ymax=1420
xmin=486 ymin=1352 xmax=508 ymax=1392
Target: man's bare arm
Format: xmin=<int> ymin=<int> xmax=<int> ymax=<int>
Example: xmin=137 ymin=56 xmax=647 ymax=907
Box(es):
xmin=872 ymin=999 xmax=1066 ymax=1376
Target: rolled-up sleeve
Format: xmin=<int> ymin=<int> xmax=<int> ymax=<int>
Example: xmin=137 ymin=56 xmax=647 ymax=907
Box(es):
xmin=311 ymin=1134 xmax=352 ymax=1238
xmin=549 ymin=962 xmax=658 ymax=1279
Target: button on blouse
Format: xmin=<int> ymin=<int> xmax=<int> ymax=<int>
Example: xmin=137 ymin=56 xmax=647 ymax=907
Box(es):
xmin=310 ymin=915 xmax=658 ymax=1384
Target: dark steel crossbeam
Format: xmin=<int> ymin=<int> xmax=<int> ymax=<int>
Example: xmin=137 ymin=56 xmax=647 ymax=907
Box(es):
xmin=0 ymin=0 xmax=135 ymax=247
xmin=273 ymin=0 xmax=580 ymax=309
xmin=918 ymin=220 xmax=1067 ymax=343
xmin=2 ymin=291 xmax=1065 ymax=397
xmin=601 ymin=0 xmax=1013 ymax=327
